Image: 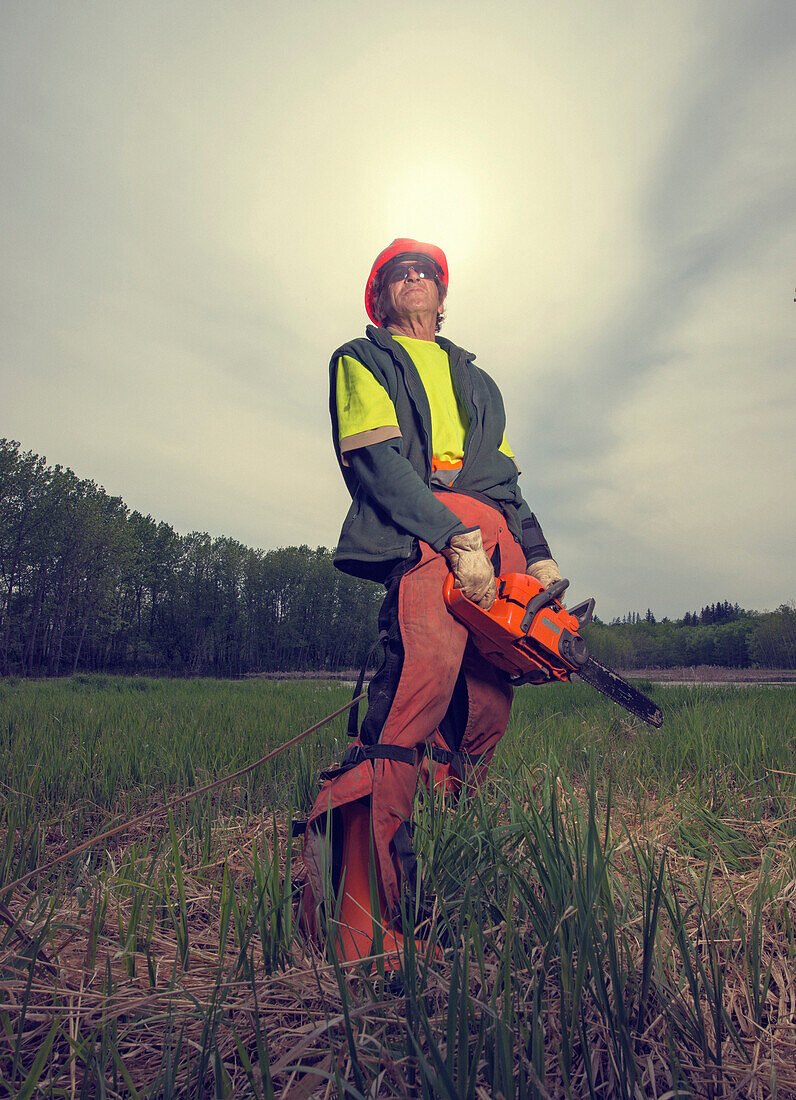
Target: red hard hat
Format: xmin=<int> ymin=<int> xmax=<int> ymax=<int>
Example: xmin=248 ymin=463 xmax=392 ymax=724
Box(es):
xmin=364 ymin=238 xmax=449 ymax=325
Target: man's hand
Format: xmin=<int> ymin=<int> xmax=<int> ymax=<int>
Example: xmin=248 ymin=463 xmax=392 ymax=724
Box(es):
xmin=526 ymin=558 xmax=562 ymax=589
xmin=442 ymin=528 xmax=497 ymax=609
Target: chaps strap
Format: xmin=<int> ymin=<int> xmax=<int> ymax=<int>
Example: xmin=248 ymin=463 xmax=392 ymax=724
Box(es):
xmin=319 ymin=742 xmax=419 ymax=782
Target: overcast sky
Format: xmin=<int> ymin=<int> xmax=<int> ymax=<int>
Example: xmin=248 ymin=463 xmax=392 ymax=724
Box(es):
xmin=2 ymin=0 xmax=794 ymax=620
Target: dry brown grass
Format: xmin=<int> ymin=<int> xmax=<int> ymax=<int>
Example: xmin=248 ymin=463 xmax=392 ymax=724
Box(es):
xmin=625 ymin=667 xmax=796 ymax=683
xmin=2 ymin=791 xmax=796 ymax=1098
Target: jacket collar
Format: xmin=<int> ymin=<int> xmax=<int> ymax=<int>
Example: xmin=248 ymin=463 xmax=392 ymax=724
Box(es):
xmin=365 ymin=325 xmax=476 ymax=362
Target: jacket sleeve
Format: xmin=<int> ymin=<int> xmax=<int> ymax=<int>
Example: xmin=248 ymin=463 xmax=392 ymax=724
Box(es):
xmin=347 ymin=439 xmax=468 ymax=551
xmin=510 ymin=479 xmax=554 ymax=566
xmin=518 ymin=506 xmax=554 ymax=568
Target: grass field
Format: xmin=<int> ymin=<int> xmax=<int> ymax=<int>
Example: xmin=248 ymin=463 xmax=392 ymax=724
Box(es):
xmin=1 ymin=675 xmax=795 ymax=1098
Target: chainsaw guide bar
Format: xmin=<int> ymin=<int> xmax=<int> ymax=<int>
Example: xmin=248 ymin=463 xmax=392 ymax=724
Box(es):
xmin=443 ymin=572 xmax=663 ymax=729
xmin=576 ymin=657 xmax=663 ymax=728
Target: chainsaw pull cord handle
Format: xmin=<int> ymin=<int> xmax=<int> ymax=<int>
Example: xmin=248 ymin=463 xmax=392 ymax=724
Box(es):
xmin=519 ymin=578 xmax=570 ymax=633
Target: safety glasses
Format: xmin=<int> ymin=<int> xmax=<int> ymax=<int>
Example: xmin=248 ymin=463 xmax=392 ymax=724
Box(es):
xmin=381 ymin=259 xmax=440 ymax=286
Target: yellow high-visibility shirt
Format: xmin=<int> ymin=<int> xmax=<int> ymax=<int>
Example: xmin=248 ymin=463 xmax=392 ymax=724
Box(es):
xmin=335 ymin=335 xmax=514 ymax=464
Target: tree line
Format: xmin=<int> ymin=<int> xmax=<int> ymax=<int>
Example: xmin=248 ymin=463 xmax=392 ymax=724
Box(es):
xmin=582 ymin=610 xmax=794 ymax=671
xmin=590 ymin=599 xmax=795 ymax=669
xmin=1 ymin=438 xmax=793 ymax=677
xmin=0 ymin=439 xmax=380 ymax=677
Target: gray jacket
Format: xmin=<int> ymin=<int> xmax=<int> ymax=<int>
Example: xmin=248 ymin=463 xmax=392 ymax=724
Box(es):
xmin=329 ymin=326 xmax=551 ymax=581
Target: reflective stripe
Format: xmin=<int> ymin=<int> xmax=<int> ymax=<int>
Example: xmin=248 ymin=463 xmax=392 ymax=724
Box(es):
xmin=430 ymin=456 xmax=463 ymax=487
xmin=339 ymin=425 xmax=402 ymax=465
xmin=430 ymin=467 xmax=460 ymax=488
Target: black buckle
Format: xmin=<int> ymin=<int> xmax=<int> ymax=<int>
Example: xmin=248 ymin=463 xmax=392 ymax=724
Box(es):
xmin=426 ymin=744 xmax=485 ymax=771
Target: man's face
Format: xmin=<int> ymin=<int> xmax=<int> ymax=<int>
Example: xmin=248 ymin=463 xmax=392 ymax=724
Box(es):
xmin=379 ymin=258 xmax=444 ymax=325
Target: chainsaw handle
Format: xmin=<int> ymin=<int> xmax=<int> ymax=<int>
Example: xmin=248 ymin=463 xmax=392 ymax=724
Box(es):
xmin=519 ymin=578 xmax=570 ymax=633
xmin=442 ymin=571 xmax=459 ymax=605
xmin=567 ymin=597 xmax=595 ymax=629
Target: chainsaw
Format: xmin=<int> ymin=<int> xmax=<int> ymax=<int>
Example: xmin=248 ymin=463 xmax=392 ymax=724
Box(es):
xmin=443 ymin=573 xmax=663 ymax=728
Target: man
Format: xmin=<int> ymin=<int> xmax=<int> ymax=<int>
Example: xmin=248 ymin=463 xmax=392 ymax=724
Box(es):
xmin=301 ymin=238 xmax=560 ymax=958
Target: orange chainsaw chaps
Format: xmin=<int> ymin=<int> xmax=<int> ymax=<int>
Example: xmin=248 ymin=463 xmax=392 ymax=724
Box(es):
xmin=419 ymin=756 xmax=457 ymax=799
xmin=418 ymin=730 xmax=462 ymax=801
xmin=333 ymin=802 xmax=406 ymax=967
xmin=301 ymin=801 xmax=433 ymax=970
xmin=301 ymin=494 xmax=528 ymax=958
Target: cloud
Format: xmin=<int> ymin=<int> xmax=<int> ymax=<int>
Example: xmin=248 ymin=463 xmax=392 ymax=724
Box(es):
xmin=1 ymin=0 xmax=793 ymax=621
xmin=581 ymin=248 xmax=794 ymax=615
xmin=503 ymin=2 xmax=796 ymax=617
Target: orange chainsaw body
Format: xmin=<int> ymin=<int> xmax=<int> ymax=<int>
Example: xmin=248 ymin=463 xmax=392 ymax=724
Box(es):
xmin=443 ymin=572 xmax=593 ymax=683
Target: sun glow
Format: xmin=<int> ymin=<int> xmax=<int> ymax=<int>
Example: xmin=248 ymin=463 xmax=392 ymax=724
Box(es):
xmin=382 ymin=161 xmax=483 ymax=268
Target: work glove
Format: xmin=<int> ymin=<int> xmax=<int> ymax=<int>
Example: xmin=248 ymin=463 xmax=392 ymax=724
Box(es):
xmin=526 ymin=558 xmax=562 ymax=589
xmin=443 ymin=528 xmax=497 ymax=609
